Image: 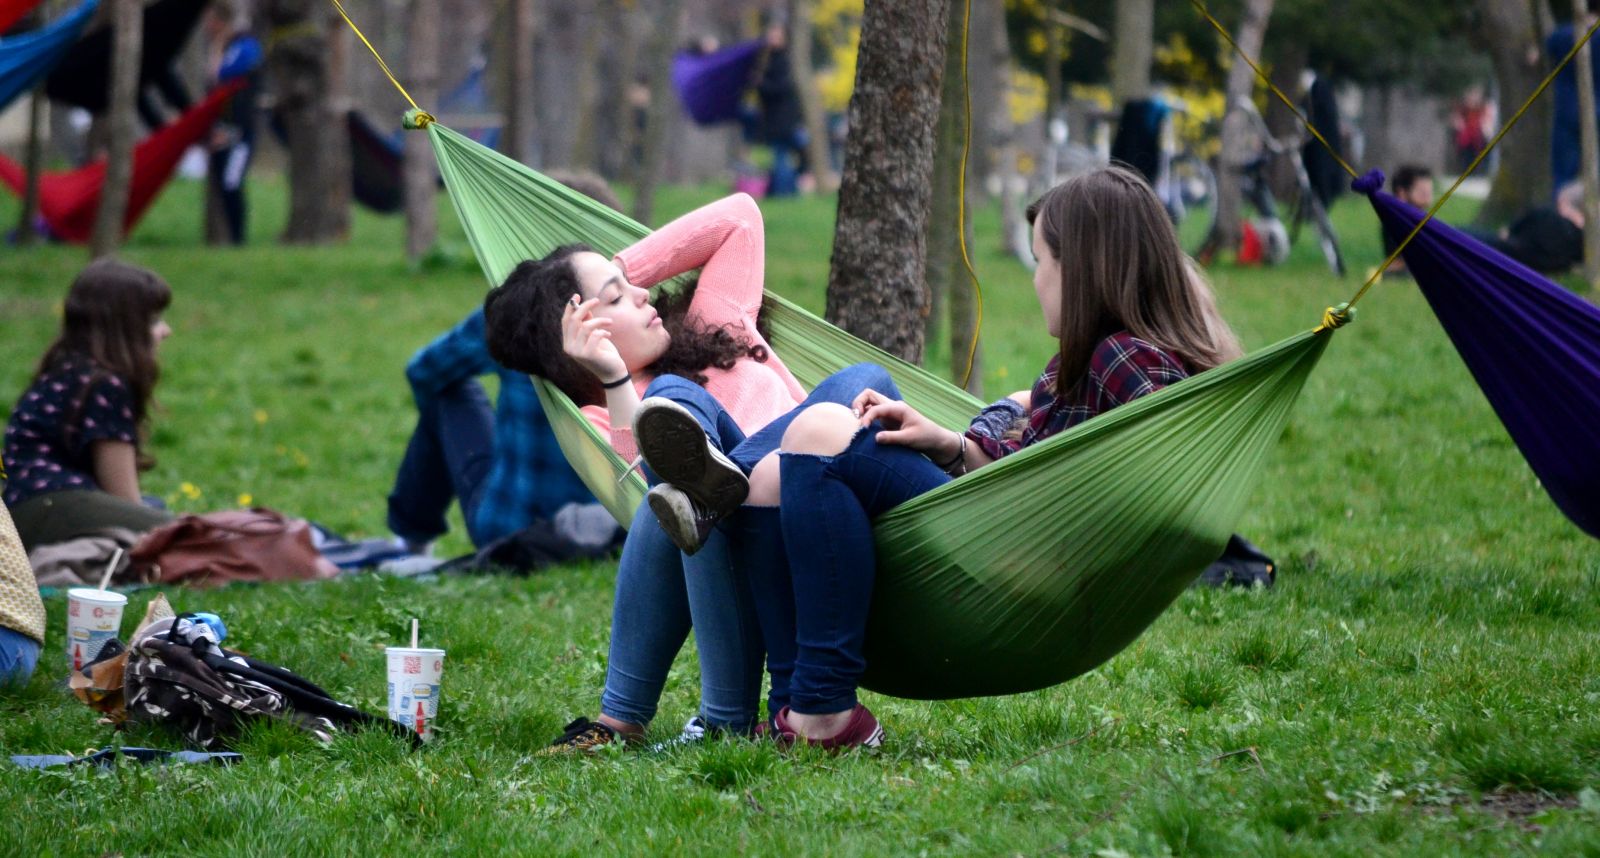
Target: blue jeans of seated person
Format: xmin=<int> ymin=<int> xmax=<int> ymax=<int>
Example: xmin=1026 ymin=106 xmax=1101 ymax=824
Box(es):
xmin=601 ymin=364 xmax=900 ymax=727
xmin=387 ymin=379 xmax=497 ymax=548
xmin=778 ymin=425 xmax=951 ymax=715
xmin=0 ymin=626 xmax=40 ymax=688
xmin=600 ymin=500 xmax=764 ymax=731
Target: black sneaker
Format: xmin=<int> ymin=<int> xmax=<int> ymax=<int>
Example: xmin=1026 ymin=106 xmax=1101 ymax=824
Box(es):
xmin=1195 ymin=534 xmax=1276 ymax=588
xmin=646 ymin=484 xmax=723 ymax=556
xmin=633 ymin=397 xmax=748 ymax=553
xmin=540 ymin=717 xmax=621 ymax=755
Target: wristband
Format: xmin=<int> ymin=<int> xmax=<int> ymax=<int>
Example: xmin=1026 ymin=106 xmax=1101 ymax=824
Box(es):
xmin=601 ymin=373 xmax=633 ymax=390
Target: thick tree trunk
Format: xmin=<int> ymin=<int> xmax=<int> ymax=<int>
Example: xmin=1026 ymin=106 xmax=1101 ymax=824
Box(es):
xmin=788 ymin=0 xmax=835 ymax=190
xmin=404 ymin=0 xmax=440 ymax=264
xmin=1110 ymin=0 xmax=1152 ymax=106
xmin=1262 ymin=40 xmax=1306 ymax=202
xmin=1473 ymin=0 xmax=1551 ymax=226
xmin=1201 ymin=0 xmax=1273 ymax=263
xmin=824 ymin=0 xmax=951 ymax=363
xmin=91 ymin=0 xmax=142 ymax=258
xmin=1572 ymin=2 xmax=1600 ymax=292
xmin=264 ymin=0 xmax=346 ymax=244
xmin=630 ymin=0 xmax=684 ymax=225
xmin=505 ymin=0 xmax=536 ymax=164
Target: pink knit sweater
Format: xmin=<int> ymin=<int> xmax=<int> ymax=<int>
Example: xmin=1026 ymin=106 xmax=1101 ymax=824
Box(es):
xmin=581 ymin=193 xmax=807 ymax=460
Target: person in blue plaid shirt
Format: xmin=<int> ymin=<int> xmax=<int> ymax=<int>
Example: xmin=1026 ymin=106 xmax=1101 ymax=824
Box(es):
xmin=385 ymin=308 xmax=603 ymax=554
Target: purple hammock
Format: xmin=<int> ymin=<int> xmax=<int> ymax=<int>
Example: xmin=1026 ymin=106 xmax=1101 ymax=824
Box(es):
xmin=1356 ymin=170 xmax=1600 ymax=539
xmin=671 ymin=39 xmax=763 ymax=126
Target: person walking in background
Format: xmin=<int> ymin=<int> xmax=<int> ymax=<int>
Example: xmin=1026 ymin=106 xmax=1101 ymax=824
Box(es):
xmin=751 ymin=14 xmax=810 ymax=197
xmin=203 ymin=0 xmax=262 ymax=245
xmin=1547 ymin=0 xmax=1600 ymax=195
xmin=1450 ymin=85 xmax=1493 ymax=174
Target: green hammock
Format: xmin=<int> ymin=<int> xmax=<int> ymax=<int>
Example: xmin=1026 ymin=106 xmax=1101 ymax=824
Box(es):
xmin=422 ymin=119 xmax=1333 ymax=699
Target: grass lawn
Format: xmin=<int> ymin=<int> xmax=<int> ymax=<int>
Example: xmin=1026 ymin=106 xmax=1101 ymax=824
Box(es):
xmin=1 ymin=172 xmax=1597 ymax=856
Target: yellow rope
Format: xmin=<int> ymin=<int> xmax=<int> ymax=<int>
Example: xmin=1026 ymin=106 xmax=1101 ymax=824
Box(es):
xmin=1188 ymin=0 xmax=1357 ymax=181
xmin=329 ymin=0 xmax=434 ymax=128
xmin=1194 ymin=0 xmax=1600 ymax=330
xmin=957 ymin=0 xmax=983 ymax=388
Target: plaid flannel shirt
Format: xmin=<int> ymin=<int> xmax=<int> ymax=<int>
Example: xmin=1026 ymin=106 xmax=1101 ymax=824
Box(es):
xmin=406 ymin=310 xmax=596 ymax=544
xmin=966 ymin=332 xmax=1189 ymax=461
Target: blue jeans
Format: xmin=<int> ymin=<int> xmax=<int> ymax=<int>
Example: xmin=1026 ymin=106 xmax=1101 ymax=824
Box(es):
xmin=0 ymin=626 xmax=40 ymax=688
xmin=387 ymin=379 xmax=497 ymax=547
xmin=779 ymin=425 xmax=950 ymax=714
xmin=601 ymin=364 xmax=900 ymax=727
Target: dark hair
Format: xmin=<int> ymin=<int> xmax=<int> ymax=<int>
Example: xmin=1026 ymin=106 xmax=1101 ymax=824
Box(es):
xmin=1026 ymin=167 xmax=1240 ymax=397
xmin=1391 ymin=165 xmax=1432 ymax=196
xmin=36 ymin=259 xmax=172 ymax=464
xmin=483 ymin=245 xmax=769 ymax=407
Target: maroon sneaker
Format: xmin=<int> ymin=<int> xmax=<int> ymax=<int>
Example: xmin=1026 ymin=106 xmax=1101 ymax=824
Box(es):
xmin=772 ymin=705 xmax=884 ymax=751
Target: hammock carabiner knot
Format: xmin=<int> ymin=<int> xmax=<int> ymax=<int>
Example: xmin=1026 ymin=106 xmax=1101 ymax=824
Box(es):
xmin=403 ymin=108 xmax=435 ymax=130
xmin=1317 ymin=303 xmax=1355 ymax=332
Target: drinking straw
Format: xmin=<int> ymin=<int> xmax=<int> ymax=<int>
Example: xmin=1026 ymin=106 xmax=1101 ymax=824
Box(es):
xmin=411 ymin=618 xmax=418 ymax=649
xmin=98 ymin=548 xmax=123 ymax=591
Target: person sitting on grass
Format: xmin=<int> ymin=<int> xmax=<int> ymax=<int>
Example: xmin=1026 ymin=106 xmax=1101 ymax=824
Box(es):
xmin=3 ymin=260 xmax=177 ymax=552
xmin=631 ymin=167 xmax=1243 ymax=749
xmin=486 ymin=192 xmax=898 ymax=750
xmin=1383 ymin=165 xmax=1433 ymax=276
xmin=381 ymin=171 xmax=623 ymax=575
xmin=1464 ymin=181 xmax=1590 ymax=275
xmin=0 ymin=498 xmax=45 ymax=689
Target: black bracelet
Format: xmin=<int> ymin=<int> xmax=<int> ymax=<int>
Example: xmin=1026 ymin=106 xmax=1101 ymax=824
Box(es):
xmin=601 ymin=373 xmax=633 ymax=390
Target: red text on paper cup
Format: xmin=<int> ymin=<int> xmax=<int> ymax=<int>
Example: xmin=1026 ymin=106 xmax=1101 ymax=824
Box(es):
xmin=404 ymin=656 xmax=422 ymax=673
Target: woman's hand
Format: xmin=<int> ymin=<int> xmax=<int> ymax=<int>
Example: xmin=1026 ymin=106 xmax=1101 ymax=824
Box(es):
xmin=852 ymin=388 xmax=962 ymax=461
xmin=562 ymin=294 xmax=628 ymax=383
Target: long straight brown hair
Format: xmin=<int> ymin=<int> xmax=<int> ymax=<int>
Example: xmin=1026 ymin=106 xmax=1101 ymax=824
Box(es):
xmin=36 ymin=260 xmax=172 ymax=461
xmin=1026 ymin=167 xmax=1241 ymax=397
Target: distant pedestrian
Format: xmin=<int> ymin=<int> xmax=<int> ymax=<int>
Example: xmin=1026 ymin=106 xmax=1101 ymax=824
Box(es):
xmin=203 ymin=0 xmax=262 ymax=245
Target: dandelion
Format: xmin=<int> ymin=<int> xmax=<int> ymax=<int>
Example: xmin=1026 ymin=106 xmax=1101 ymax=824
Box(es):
xmin=179 ymin=481 xmax=202 ymax=500
xmin=254 ymin=409 xmax=269 ymax=425
xmin=237 ymin=493 xmax=253 ymax=507
xmin=996 ymin=366 xmax=1009 ymax=379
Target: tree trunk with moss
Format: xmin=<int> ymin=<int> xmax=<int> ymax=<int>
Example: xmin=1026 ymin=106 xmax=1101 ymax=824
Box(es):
xmin=1473 ymin=0 xmax=1551 ymax=227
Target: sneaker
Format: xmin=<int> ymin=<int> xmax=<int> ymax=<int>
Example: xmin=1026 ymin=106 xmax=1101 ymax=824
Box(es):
xmin=648 ymin=484 xmax=732 ymax=556
xmin=647 ymin=715 xmax=710 ymax=752
xmin=633 ymin=397 xmax=748 ymax=552
xmin=376 ymin=553 xmax=445 ymax=577
xmin=540 ymin=717 xmax=621 ymax=755
xmin=771 ymin=705 xmax=884 ymax=751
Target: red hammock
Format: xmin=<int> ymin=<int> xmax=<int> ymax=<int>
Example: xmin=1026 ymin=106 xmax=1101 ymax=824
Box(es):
xmin=0 ymin=0 xmax=44 ymax=33
xmin=0 ymin=81 xmax=240 ymax=242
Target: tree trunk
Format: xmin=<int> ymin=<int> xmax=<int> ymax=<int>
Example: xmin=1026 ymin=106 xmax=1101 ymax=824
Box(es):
xmin=505 ymin=0 xmax=536 ymax=164
xmin=824 ymin=0 xmax=951 ymax=363
xmin=926 ymin=0 xmax=985 ymax=393
xmin=1262 ymin=40 xmax=1306 ymax=202
xmin=630 ymin=0 xmax=685 ymax=225
xmin=1572 ymin=2 xmax=1600 ymax=292
xmin=1201 ymin=0 xmax=1274 ymax=263
xmin=90 ymin=0 xmax=143 ymax=258
xmin=404 ymin=0 xmax=440 ymax=264
xmin=1473 ymin=0 xmax=1551 ymax=226
xmin=1109 ymin=0 xmax=1152 ymax=106
xmin=264 ymin=0 xmax=345 ymax=244
xmin=788 ymin=0 xmax=835 ymax=190
xmin=568 ymin=12 xmax=603 ymax=172
xmin=323 ymin=7 xmax=352 ymax=239
xmin=17 ymin=84 xmax=45 ymax=246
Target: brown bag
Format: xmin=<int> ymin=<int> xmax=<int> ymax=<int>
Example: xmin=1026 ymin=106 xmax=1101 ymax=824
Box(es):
xmin=129 ymin=509 xmax=339 ymax=588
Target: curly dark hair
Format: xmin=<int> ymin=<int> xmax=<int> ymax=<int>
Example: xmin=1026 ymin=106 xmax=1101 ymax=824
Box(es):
xmin=484 ymin=244 xmax=770 ymax=407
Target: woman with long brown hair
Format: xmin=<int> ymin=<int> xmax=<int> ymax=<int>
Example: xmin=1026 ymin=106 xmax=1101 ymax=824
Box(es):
xmin=631 ymin=167 xmax=1243 ymax=749
xmin=4 ymin=260 xmax=177 ymax=550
